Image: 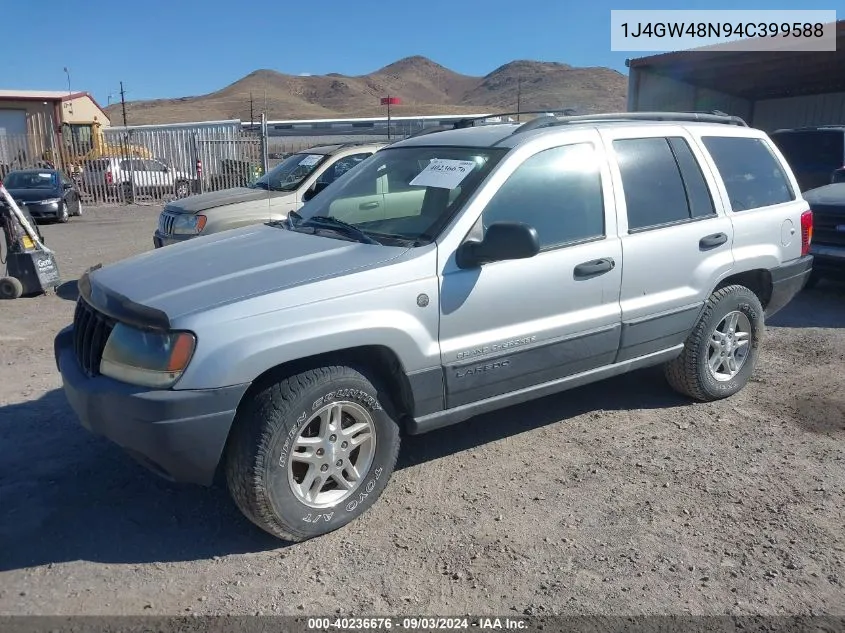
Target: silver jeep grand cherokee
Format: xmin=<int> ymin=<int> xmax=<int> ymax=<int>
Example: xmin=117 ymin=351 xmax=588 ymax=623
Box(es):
xmin=55 ymin=111 xmax=814 ymax=542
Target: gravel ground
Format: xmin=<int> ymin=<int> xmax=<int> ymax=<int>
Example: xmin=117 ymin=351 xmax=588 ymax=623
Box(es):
xmin=0 ymin=204 xmax=843 ymax=617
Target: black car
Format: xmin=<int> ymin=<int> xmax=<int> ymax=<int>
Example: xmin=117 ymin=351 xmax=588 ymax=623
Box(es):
xmin=803 ymin=182 xmax=845 ymax=287
xmin=769 ymin=127 xmax=845 ymax=192
xmin=1 ymin=169 xmax=82 ymax=223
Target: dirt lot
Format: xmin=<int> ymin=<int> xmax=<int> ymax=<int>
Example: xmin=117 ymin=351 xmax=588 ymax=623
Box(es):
xmin=0 ymin=204 xmax=843 ymax=617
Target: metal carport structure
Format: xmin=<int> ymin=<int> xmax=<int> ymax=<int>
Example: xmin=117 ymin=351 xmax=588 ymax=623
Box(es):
xmin=626 ymin=20 xmax=845 ymax=131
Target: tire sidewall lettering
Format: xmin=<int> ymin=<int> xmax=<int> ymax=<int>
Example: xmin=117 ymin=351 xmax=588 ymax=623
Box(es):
xmin=278 ymin=411 xmax=307 ymax=468
xmin=313 ymin=388 xmax=383 ymax=412
xmin=345 ymin=467 xmax=383 ymax=513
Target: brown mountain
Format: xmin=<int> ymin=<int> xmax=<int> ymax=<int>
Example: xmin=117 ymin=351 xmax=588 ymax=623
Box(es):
xmin=104 ymin=56 xmax=627 ymax=125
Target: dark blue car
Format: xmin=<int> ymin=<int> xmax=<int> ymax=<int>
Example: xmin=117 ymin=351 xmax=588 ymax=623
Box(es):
xmin=2 ymin=169 xmax=82 ymax=223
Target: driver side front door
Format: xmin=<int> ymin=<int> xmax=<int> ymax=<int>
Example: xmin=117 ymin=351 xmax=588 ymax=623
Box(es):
xmin=438 ymin=134 xmax=624 ymax=409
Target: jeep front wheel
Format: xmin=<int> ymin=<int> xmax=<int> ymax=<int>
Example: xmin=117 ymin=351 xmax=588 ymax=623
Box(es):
xmin=225 ymin=365 xmax=400 ymax=541
xmin=664 ymin=284 xmax=764 ymax=402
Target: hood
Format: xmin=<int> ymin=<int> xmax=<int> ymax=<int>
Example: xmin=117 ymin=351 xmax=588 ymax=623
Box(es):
xmin=86 ymin=223 xmax=408 ymax=323
xmin=166 ymin=187 xmax=291 ymax=214
xmin=803 ymin=183 xmax=845 ymax=207
xmin=6 ymin=188 xmax=61 ymax=202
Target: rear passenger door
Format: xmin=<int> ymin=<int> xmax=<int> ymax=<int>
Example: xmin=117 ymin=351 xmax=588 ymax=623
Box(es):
xmin=602 ymin=128 xmax=735 ymax=362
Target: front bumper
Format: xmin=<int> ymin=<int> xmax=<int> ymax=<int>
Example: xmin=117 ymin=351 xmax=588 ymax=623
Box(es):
xmin=21 ymin=202 xmax=60 ymax=219
xmin=153 ymin=230 xmax=196 ymax=248
xmin=766 ymin=255 xmax=813 ymax=318
xmin=54 ymin=326 xmax=250 ymax=486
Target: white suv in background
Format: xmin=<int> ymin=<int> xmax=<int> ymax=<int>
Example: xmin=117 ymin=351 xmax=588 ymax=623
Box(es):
xmin=83 ymin=157 xmax=194 ymax=202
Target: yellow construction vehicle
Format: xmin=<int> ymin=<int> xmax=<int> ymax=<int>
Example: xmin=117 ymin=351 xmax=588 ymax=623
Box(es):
xmin=44 ymin=118 xmax=151 ymax=174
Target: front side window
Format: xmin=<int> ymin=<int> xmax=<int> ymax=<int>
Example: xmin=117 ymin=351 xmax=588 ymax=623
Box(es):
xmin=317 ymin=152 xmax=372 ymax=185
xmin=702 ymin=136 xmax=796 ymax=211
xmin=252 ymin=152 xmax=327 ymax=192
xmin=481 ymin=143 xmax=605 ymax=249
xmin=289 ymin=146 xmax=507 ymax=244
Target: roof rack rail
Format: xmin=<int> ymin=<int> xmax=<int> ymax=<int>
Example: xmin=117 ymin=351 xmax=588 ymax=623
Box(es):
xmin=511 ymin=110 xmax=749 ymax=135
xmin=334 ymin=140 xmax=386 ymax=149
xmin=452 ymin=109 xmax=578 ymax=129
xmin=404 ymin=125 xmax=455 ymax=139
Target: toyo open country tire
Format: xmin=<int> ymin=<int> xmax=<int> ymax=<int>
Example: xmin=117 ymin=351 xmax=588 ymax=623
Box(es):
xmin=225 ymin=365 xmax=401 ymax=541
xmin=664 ymin=284 xmax=764 ymax=402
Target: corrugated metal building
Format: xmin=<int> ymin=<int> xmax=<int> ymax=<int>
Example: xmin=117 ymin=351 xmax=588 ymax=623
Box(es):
xmin=626 ymin=20 xmax=845 ymax=131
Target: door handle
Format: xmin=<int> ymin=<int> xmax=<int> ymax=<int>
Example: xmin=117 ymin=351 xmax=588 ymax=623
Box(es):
xmin=574 ymin=258 xmax=615 ymax=279
xmin=699 ymin=232 xmax=728 ymax=250
xmin=359 ymin=201 xmax=380 ymax=210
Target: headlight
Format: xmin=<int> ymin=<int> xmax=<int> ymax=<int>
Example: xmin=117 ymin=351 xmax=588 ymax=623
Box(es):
xmin=172 ymin=214 xmax=207 ymax=235
xmin=100 ymin=323 xmax=197 ymax=388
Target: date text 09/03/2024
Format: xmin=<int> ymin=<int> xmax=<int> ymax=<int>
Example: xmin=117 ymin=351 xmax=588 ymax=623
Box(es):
xmin=620 ymin=21 xmax=824 ymax=39
xmin=306 ymin=617 xmax=528 ymax=630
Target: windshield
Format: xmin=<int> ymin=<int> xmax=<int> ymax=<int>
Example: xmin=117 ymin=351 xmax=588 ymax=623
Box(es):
xmin=291 ymin=146 xmax=507 ymax=244
xmin=251 ymin=152 xmax=326 ymax=191
xmin=3 ymin=171 xmax=58 ymax=189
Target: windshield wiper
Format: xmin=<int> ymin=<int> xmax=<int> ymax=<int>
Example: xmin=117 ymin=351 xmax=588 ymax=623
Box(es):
xmin=251 ymin=181 xmax=270 ymax=190
xmin=302 ymin=215 xmax=381 ymax=245
xmin=287 ymin=209 xmax=303 ymax=229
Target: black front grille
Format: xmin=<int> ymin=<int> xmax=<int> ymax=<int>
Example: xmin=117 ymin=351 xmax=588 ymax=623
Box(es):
xmin=811 ymin=204 xmax=845 ymax=246
xmin=73 ymin=298 xmax=115 ymax=377
xmin=813 ymin=208 xmax=845 ymax=248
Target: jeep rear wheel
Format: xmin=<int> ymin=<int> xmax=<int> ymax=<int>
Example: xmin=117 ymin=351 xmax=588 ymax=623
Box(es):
xmin=664 ymin=284 xmax=764 ymax=402
xmin=225 ymin=365 xmax=400 ymax=541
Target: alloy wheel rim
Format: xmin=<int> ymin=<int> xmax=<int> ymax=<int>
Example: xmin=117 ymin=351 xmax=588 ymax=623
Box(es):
xmin=287 ymin=400 xmax=377 ymax=508
xmin=707 ymin=310 xmax=752 ymax=382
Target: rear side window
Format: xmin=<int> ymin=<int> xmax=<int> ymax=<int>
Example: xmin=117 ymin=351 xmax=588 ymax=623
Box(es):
xmin=701 ymin=136 xmax=795 ymax=211
xmin=613 ymin=136 xmax=714 ymax=231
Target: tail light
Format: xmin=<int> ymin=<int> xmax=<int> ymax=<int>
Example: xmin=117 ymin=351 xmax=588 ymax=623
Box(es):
xmin=800 ymin=209 xmax=813 ymax=257
xmin=105 ymin=171 xmax=113 ymax=185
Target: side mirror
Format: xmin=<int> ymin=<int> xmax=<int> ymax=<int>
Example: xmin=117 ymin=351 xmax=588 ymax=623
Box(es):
xmin=302 ymin=181 xmax=330 ymax=202
xmin=62 ymin=182 xmax=73 ymax=190
xmin=456 ymin=221 xmax=540 ymax=268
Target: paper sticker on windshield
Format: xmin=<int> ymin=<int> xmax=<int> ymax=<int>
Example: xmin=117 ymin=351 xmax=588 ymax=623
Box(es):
xmin=409 ymin=159 xmax=476 ymax=189
xmin=39 ymin=173 xmax=52 ymax=178
xmin=299 ymin=155 xmax=321 ymax=166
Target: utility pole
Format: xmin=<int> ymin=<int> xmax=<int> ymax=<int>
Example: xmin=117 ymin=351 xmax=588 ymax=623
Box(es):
xmin=250 ymin=92 xmax=255 ymax=129
xmin=119 ymin=81 xmax=135 ymax=203
xmin=120 ymin=81 xmax=128 ymax=127
xmin=63 ymin=67 xmax=74 ymax=116
xmin=516 ymin=74 xmax=522 ymax=122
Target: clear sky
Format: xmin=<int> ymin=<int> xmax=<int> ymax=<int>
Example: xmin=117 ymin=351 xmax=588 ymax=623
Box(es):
xmin=2 ymin=0 xmax=838 ymax=106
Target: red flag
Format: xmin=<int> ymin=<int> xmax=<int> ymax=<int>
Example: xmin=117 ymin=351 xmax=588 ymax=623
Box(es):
xmin=380 ymin=97 xmax=402 ymax=105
